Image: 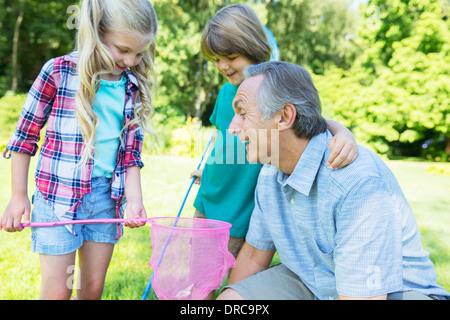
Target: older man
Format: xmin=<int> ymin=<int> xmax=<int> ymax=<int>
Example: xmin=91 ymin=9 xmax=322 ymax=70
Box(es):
xmin=218 ymin=61 xmax=449 ymax=300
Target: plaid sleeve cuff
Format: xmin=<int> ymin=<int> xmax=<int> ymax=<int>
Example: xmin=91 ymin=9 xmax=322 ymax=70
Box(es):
xmin=127 ymin=150 xmax=144 ymax=168
xmin=3 ymin=141 xmax=39 ymax=159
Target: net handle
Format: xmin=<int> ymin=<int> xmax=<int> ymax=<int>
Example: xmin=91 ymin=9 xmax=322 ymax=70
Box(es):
xmin=19 ymin=218 xmax=149 ymax=228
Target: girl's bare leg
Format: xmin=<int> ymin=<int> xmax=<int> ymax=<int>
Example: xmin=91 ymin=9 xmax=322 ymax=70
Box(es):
xmin=76 ymin=241 xmax=114 ymax=300
xmin=39 ymin=252 xmax=77 ymax=300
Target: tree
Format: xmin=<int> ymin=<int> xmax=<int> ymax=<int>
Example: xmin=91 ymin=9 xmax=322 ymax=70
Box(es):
xmin=152 ymin=0 xmax=267 ymax=124
xmin=0 ymin=0 xmax=76 ymax=95
xmin=10 ymin=0 xmax=25 ymax=92
xmin=317 ymin=0 xmax=450 ymax=160
xmin=266 ymin=0 xmax=359 ymax=74
xmin=152 ymin=0 xmax=221 ymax=121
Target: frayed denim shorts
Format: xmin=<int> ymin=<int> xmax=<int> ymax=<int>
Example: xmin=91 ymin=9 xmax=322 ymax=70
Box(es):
xmin=31 ymin=177 xmax=124 ymax=255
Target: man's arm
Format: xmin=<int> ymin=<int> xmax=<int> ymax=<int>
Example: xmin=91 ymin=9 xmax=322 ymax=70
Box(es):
xmin=339 ymin=294 xmax=387 ymax=300
xmin=228 ymin=241 xmax=276 ymax=285
xmin=217 ymin=242 xmax=275 ymax=300
xmin=334 ymin=176 xmax=403 ymax=298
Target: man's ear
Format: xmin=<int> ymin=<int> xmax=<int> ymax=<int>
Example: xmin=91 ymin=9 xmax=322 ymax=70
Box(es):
xmin=278 ymin=103 xmax=297 ymax=131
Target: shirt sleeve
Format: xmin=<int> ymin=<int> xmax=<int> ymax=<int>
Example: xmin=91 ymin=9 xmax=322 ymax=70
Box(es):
xmin=209 ymin=85 xmax=225 ymax=128
xmin=3 ymin=58 xmax=56 ymax=158
xmin=126 ymin=125 xmax=145 ymax=168
xmin=245 ymin=174 xmax=276 ymax=251
xmin=334 ymin=177 xmax=403 ymax=298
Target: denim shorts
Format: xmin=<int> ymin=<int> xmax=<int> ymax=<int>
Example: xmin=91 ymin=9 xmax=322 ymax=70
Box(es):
xmin=31 ymin=177 xmax=124 ymax=255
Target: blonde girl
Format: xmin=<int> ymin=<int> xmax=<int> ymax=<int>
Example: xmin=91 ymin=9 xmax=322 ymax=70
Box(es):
xmin=0 ymin=0 xmax=158 ymax=300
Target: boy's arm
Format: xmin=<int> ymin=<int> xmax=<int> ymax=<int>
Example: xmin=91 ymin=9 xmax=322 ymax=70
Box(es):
xmin=325 ymin=119 xmax=359 ymax=170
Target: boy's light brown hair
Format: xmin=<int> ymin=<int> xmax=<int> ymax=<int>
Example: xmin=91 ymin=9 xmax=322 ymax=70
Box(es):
xmin=201 ymin=4 xmax=271 ymax=64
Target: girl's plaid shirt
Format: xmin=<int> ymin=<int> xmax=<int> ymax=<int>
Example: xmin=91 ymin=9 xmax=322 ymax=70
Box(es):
xmin=3 ymin=52 xmax=145 ymax=238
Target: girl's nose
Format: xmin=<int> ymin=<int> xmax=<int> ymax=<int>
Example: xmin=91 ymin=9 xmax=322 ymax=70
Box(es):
xmin=124 ymin=55 xmax=136 ymax=67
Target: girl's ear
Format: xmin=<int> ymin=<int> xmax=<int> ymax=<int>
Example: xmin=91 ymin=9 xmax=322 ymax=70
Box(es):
xmin=277 ymin=103 xmax=297 ymax=131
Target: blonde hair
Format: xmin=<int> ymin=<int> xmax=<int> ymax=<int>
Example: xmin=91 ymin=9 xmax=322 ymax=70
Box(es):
xmin=201 ymin=4 xmax=271 ymax=63
xmin=75 ymin=0 xmax=158 ymax=165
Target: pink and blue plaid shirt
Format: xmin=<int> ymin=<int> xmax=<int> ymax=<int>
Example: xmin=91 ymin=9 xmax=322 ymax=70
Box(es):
xmin=3 ymin=52 xmax=145 ymax=236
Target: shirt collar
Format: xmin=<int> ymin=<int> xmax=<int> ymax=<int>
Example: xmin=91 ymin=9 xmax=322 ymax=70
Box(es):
xmin=63 ymin=51 xmax=139 ymax=88
xmin=277 ymin=130 xmax=331 ymax=196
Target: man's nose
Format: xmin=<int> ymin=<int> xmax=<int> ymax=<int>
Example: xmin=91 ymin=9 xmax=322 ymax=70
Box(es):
xmin=228 ymin=114 xmax=241 ymax=135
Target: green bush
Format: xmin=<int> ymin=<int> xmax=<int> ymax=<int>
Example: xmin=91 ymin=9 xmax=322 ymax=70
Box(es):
xmin=0 ymin=92 xmax=27 ymax=148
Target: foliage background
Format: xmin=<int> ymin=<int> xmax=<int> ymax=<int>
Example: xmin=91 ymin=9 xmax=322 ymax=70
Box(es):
xmin=0 ymin=0 xmax=448 ymax=160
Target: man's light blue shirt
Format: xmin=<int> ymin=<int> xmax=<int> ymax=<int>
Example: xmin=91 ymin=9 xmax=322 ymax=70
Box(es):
xmin=246 ymin=130 xmax=449 ymax=299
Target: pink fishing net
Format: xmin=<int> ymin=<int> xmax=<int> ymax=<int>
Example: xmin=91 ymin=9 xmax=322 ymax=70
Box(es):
xmin=148 ymin=217 xmax=236 ymax=300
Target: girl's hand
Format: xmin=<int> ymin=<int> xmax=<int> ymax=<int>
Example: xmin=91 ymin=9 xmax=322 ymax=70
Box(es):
xmin=0 ymin=195 xmax=31 ymax=232
xmin=327 ymin=131 xmax=359 ymax=170
xmin=125 ymin=200 xmax=147 ymax=228
xmin=124 ymin=166 xmax=147 ymax=228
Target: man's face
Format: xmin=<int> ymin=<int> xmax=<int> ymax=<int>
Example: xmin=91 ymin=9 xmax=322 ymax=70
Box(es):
xmin=229 ymin=75 xmax=279 ymax=165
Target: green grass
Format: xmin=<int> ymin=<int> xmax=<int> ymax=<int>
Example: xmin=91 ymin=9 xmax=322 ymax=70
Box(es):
xmin=0 ymin=155 xmax=449 ymax=299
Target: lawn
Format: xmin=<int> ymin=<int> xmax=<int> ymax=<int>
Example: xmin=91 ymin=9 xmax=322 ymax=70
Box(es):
xmin=0 ymin=155 xmax=449 ymax=300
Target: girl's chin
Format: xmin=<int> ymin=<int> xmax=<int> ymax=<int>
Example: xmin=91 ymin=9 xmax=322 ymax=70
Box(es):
xmin=102 ymin=72 xmax=123 ymax=81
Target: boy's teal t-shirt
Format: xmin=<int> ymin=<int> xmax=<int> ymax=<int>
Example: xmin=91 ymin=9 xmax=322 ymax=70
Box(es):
xmin=92 ymin=76 xmax=126 ymax=178
xmin=193 ymin=82 xmax=263 ymax=237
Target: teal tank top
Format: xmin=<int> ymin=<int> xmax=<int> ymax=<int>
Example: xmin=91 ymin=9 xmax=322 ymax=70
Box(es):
xmin=92 ymin=76 xmax=126 ymax=178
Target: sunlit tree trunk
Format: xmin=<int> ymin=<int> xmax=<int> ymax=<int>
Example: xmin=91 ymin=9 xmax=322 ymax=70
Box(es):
xmin=11 ymin=0 xmax=26 ymax=93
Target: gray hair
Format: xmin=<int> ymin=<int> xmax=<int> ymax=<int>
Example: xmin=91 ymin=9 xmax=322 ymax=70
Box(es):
xmin=243 ymin=61 xmax=327 ymax=139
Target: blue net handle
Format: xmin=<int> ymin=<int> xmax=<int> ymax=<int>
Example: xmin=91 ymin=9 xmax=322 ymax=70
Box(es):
xmin=264 ymin=25 xmax=279 ymax=61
